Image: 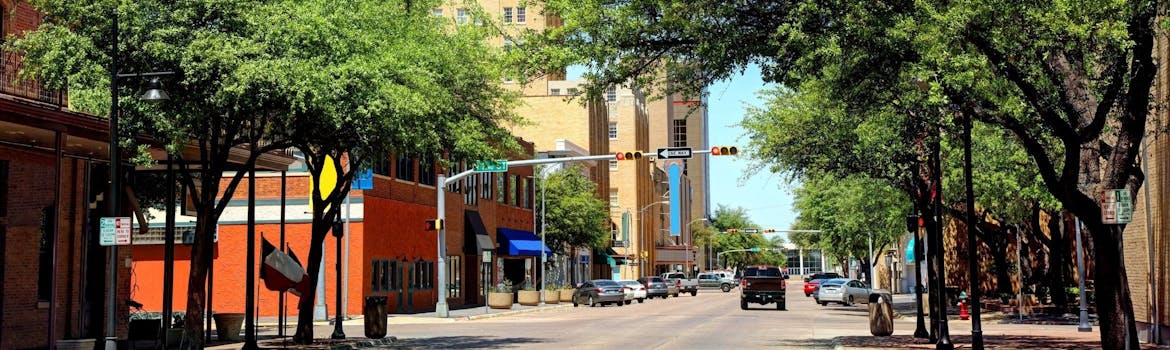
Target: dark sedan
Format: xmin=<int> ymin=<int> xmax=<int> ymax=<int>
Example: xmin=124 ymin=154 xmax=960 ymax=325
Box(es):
xmin=637 ymin=276 xmax=671 ymax=299
xmin=573 ymin=279 xmax=627 ymax=307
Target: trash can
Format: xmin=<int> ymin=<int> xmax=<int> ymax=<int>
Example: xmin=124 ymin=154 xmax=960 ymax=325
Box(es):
xmin=868 ymin=292 xmax=894 ymax=336
xmin=364 ymin=296 xmax=388 ymax=339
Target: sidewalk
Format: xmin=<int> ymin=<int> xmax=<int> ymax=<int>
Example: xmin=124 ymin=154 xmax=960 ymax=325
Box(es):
xmin=205 ymin=302 xmax=572 ymax=349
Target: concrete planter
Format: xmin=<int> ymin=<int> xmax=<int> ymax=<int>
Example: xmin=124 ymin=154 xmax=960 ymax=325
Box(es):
xmin=559 ymin=289 xmax=575 ymax=302
xmin=56 ymin=339 xmax=95 ymax=350
xmin=543 ymin=290 xmax=560 ymax=304
xmin=488 ymin=292 xmax=514 ymax=309
xmin=517 ymin=290 xmax=541 ymax=306
xmin=212 ymin=313 xmax=245 ymax=341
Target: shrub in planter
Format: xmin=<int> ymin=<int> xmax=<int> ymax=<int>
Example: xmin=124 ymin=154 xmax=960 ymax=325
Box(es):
xmin=488 ymin=280 xmax=514 ymax=309
xmin=517 ymin=281 xmax=541 ymax=306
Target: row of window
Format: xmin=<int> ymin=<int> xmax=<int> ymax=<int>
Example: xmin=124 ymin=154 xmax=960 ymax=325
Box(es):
xmin=370 ymin=259 xmax=436 ymax=292
xmin=370 ymin=154 xmax=533 ymax=209
xmin=433 ymin=7 xmax=526 ymax=25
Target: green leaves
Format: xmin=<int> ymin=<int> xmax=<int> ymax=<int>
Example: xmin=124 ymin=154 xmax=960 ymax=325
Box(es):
xmin=536 ymin=165 xmax=611 ymax=252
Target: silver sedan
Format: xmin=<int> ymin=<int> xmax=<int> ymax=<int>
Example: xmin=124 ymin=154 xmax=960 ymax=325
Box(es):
xmin=573 ymin=279 xmax=627 ymax=307
xmin=814 ymin=278 xmax=871 ymax=306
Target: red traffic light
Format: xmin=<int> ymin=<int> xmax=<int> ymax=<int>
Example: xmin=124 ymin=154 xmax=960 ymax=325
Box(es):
xmin=615 ymin=152 xmax=625 ymax=160
xmin=711 ymin=146 xmax=738 ymax=156
xmin=616 ymin=151 xmax=642 ymax=160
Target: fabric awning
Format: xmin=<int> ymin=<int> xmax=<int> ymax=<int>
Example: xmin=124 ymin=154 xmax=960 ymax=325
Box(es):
xmin=497 ymin=228 xmax=551 ymax=256
xmin=463 ymin=210 xmax=494 ymax=254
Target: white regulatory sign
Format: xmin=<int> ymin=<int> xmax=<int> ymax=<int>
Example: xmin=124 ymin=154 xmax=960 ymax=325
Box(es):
xmin=100 ymin=217 xmax=133 ymax=246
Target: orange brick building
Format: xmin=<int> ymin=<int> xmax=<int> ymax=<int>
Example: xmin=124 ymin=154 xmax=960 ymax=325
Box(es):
xmin=130 ymin=142 xmax=540 ymax=318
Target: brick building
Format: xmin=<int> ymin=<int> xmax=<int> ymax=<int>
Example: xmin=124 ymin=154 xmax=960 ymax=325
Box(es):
xmin=0 ymin=2 xmax=136 ymax=349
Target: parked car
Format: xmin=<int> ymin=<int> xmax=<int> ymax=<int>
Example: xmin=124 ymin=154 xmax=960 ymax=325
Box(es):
xmin=739 ymin=266 xmax=788 ymax=310
xmin=815 ymin=278 xmax=871 ymax=306
xmin=698 ymin=273 xmax=737 ymax=292
xmin=617 ymin=280 xmax=647 ymax=303
xmin=661 ymin=272 xmax=699 ymax=296
xmin=638 ymin=276 xmax=671 ymax=299
xmin=804 ymin=272 xmax=843 ymax=283
xmin=573 ymin=279 xmax=627 ymax=307
xmin=804 ymin=278 xmax=824 ymax=297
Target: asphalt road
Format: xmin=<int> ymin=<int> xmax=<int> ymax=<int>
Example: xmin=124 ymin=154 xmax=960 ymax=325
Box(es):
xmin=354 ymin=283 xmax=878 ymax=349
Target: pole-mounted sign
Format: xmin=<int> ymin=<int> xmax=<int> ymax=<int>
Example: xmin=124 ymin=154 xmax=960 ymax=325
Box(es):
xmin=656 ymin=147 xmax=693 ymax=159
xmin=473 ymin=160 xmax=508 ymax=172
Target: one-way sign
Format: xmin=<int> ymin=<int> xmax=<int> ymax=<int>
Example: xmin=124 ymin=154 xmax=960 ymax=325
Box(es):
xmin=656 ymin=147 xmax=692 ymax=159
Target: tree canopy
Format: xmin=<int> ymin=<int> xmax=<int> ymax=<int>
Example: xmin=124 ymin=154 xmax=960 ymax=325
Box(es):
xmin=536 ymin=165 xmax=611 ymax=252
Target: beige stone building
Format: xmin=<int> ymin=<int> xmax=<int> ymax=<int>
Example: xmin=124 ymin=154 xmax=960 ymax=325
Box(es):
xmin=647 ymin=90 xmax=709 ymax=273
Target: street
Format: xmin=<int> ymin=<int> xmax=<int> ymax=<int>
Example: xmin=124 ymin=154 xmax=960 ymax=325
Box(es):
xmin=347 ymin=284 xmax=869 ymax=349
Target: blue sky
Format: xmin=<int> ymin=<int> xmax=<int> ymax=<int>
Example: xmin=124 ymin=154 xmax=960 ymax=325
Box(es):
xmin=568 ymin=64 xmax=798 ymax=240
xmin=704 ymin=65 xmax=797 ymax=239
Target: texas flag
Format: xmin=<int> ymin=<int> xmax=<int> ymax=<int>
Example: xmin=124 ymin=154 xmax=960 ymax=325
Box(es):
xmin=260 ymin=237 xmax=310 ymax=297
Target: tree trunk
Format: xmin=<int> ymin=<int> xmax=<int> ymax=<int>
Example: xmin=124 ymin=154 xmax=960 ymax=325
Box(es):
xmin=1085 ymin=223 xmax=1139 ymax=349
xmin=990 ymin=234 xmax=1013 ymax=295
xmin=1048 ymin=215 xmax=1069 ymax=306
xmin=293 ymin=218 xmax=332 ymax=344
xmin=181 ymin=211 xmax=220 ymax=350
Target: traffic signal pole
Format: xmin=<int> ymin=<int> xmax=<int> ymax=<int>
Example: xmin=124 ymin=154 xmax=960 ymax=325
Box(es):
xmin=435 ymin=154 xmax=617 ymax=317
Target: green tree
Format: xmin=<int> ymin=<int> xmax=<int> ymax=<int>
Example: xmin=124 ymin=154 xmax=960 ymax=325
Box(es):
xmin=11 ymin=0 xmax=519 ymax=346
xmin=521 ymin=0 xmax=1159 ymax=344
xmin=535 ymin=165 xmax=611 ymax=256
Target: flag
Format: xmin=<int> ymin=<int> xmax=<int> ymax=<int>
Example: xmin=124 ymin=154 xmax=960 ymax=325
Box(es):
xmin=261 ymin=237 xmax=310 ymax=297
xmin=286 ymin=245 xmax=311 ymax=297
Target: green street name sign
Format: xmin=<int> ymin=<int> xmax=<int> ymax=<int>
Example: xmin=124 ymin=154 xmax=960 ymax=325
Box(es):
xmin=473 ymin=159 xmax=507 ymax=172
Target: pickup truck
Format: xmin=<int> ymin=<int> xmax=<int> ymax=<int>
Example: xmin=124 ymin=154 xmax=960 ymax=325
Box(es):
xmin=660 ymin=272 xmax=699 ymax=296
xmin=739 ymin=265 xmax=788 ymax=310
xmin=697 ymin=272 xmax=737 ymax=293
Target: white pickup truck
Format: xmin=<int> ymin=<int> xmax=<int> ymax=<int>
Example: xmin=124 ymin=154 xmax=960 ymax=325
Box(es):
xmin=660 ymin=272 xmax=699 ymax=296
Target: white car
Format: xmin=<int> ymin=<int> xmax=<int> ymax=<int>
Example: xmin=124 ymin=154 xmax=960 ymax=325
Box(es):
xmin=617 ymin=280 xmax=648 ymax=303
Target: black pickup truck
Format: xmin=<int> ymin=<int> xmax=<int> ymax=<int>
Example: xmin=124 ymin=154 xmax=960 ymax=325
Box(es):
xmin=739 ymin=266 xmax=788 ymax=310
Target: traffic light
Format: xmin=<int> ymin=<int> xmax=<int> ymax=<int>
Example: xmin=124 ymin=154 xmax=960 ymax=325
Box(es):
xmin=615 ymin=151 xmax=644 ymax=160
xmin=906 ymin=215 xmax=918 ymax=232
xmin=727 ymin=229 xmax=739 ymax=234
xmin=710 ymin=146 xmax=738 ymax=156
xmin=425 ymin=218 xmax=444 ymax=231
xmin=763 ymin=229 xmax=776 ymax=233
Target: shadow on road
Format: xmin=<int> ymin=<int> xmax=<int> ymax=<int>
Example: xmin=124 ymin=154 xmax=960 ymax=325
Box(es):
xmin=386 ymin=336 xmax=545 ymax=349
xmin=834 ymin=334 xmax=1102 ymax=349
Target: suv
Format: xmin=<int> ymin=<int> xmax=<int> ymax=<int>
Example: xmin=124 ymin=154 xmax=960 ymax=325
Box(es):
xmin=638 ymin=276 xmax=671 ymax=299
xmin=804 ymin=272 xmax=843 ymax=283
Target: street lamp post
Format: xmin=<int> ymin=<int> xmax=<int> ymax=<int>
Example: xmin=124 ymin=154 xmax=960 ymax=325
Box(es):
xmin=106 ymin=8 xmax=173 ymax=349
xmin=962 ymin=107 xmax=983 ymax=349
xmin=639 ymin=201 xmax=669 ymax=275
xmin=686 ymin=218 xmax=708 ymax=275
xmin=538 ymin=164 xmax=558 ymax=304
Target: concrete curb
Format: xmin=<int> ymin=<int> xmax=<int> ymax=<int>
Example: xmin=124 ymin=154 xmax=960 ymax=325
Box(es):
xmin=325 ymin=336 xmax=397 ymax=350
xmin=464 ymin=303 xmax=572 ymax=320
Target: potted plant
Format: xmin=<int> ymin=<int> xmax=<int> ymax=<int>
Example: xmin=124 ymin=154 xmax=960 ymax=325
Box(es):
xmin=488 ymin=280 xmax=514 ymax=309
xmin=543 ymin=284 xmax=561 ymax=304
xmin=559 ymin=283 xmax=575 ymax=302
xmin=517 ymin=281 xmax=541 ymax=306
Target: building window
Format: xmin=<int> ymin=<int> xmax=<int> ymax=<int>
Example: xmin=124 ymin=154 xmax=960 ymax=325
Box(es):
xmin=482 ymin=174 xmax=492 ymax=199
xmin=431 ymin=8 xmax=443 ymax=16
xmin=372 ymin=259 xmax=401 ymax=292
xmin=410 ymin=260 xmax=434 ymax=289
xmin=520 ymin=177 xmax=530 ymax=209
xmin=609 ymin=122 xmax=618 ymax=139
xmin=609 ymin=189 xmax=619 ymax=211
xmin=372 ymin=156 xmax=391 ymax=177
xmin=418 ymin=157 xmax=436 ymax=186
xmin=509 ymin=175 xmax=518 ymax=206
xmin=447 ymin=160 xmax=464 ymax=193
xmin=37 ymin=204 xmax=55 ymax=301
xmin=496 ymin=173 xmax=506 ymax=203
xmin=672 ymin=119 xmax=687 ymax=147
xmin=517 ymin=7 xmax=526 ymax=23
xmin=503 ymin=7 xmax=513 ymax=23
xmin=609 ymin=160 xmax=618 ymax=171
xmin=465 ymin=171 xmax=478 ymax=205
xmin=606 ymin=86 xmax=617 ymax=102
xmin=550 ymin=88 xmax=560 ymax=95
xmin=456 ymin=8 xmax=469 ymax=24
xmin=395 ymin=153 xmax=414 ymax=182
xmin=567 ymin=88 xmax=579 ymax=95
xmin=447 ymin=255 xmax=462 ymax=299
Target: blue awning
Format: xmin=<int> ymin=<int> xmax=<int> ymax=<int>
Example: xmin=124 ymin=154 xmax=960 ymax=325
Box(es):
xmin=497 ymin=228 xmax=551 ymax=257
